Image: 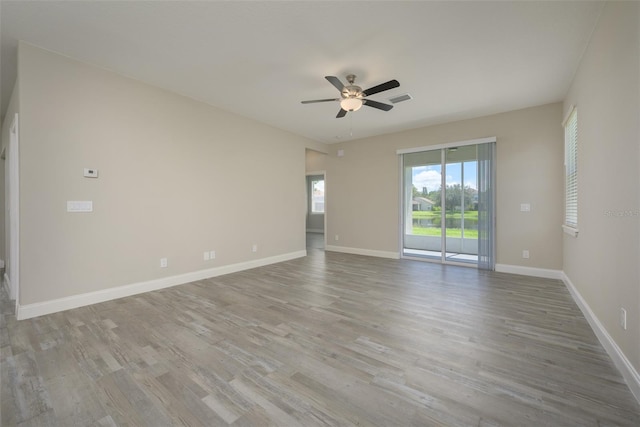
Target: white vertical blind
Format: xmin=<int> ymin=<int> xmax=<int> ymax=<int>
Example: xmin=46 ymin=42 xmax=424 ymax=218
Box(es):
xmin=477 ymin=142 xmax=495 ymax=271
xmin=564 ymin=107 xmax=578 ymax=228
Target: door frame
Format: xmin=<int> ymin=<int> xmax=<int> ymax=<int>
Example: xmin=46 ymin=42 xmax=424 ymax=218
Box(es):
xmin=5 ymin=113 xmax=20 ymax=310
xmin=398 ymin=137 xmax=496 ymax=267
xmin=306 ymin=170 xmax=326 ymax=248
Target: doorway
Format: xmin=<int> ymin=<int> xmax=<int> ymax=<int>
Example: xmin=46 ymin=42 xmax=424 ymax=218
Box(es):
xmin=400 ymin=139 xmax=495 ymax=269
xmin=306 ymin=172 xmax=325 ymax=251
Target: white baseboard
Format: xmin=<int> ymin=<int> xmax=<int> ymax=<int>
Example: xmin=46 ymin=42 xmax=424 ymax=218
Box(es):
xmin=561 ymin=272 xmax=640 ymax=404
xmin=306 ymin=229 xmax=324 ymax=234
xmin=325 ymin=245 xmax=399 ymax=259
xmin=467 ymin=263 xmax=640 ymax=404
xmin=17 ymin=250 xmax=307 ymax=320
xmin=495 ymin=264 xmax=563 ymax=279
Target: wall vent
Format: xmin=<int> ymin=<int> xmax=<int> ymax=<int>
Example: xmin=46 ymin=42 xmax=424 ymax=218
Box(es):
xmin=389 ymin=93 xmax=413 ymax=104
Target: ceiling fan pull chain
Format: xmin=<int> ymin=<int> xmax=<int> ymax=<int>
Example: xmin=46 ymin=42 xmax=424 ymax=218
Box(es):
xmin=350 ymin=114 xmax=353 ymax=138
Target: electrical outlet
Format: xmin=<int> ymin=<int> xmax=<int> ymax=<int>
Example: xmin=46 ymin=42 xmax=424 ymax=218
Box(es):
xmin=203 ymin=251 xmax=210 ymax=261
xmin=522 ymin=250 xmax=530 ymax=259
xmin=335 ymin=234 xmax=339 ymax=241
xmin=160 ymin=258 xmax=168 ymax=268
xmin=620 ymin=308 xmax=627 ymax=330
xmin=210 ymin=250 xmax=215 ymax=259
xmin=252 ymin=244 xmax=258 ymax=253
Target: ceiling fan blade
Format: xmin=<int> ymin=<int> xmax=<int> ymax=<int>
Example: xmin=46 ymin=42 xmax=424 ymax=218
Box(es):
xmin=301 ymin=98 xmax=339 ymax=104
xmin=362 ymin=79 xmax=400 ymax=96
xmin=336 ymin=108 xmax=348 ymax=118
xmin=325 ymin=76 xmax=345 ymax=92
xmin=363 ymin=99 xmax=394 ymax=111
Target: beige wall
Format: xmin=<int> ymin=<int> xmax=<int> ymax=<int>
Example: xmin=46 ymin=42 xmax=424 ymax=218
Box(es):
xmin=17 ymin=42 xmax=315 ymax=306
xmin=326 ymin=102 xmax=564 ymax=269
xmin=563 ymin=2 xmax=640 ymax=373
xmin=305 ymin=149 xmax=327 ymax=173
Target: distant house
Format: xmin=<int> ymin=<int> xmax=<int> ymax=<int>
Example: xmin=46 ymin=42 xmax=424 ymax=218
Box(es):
xmin=412 ymin=197 xmax=435 ymax=211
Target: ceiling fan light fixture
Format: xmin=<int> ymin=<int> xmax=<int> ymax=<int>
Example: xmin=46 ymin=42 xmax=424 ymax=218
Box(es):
xmin=302 ymin=74 xmax=399 ymax=117
xmin=340 ymin=97 xmax=363 ymax=112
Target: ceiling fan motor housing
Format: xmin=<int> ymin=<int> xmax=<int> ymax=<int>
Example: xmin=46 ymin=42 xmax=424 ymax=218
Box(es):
xmin=341 ymin=86 xmax=363 ymax=99
xmin=341 ymin=74 xmax=363 ymax=99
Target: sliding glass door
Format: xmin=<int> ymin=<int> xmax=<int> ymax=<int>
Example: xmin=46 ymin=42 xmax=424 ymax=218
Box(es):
xmin=401 ymin=140 xmax=495 ymax=269
xmin=403 ymin=150 xmax=443 ymax=258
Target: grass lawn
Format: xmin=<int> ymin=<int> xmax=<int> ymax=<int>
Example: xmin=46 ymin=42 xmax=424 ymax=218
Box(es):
xmin=413 ymin=210 xmax=478 ymax=220
xmin=412 ymin=210 xmax=479 ymax=238
xmin=412 ymin=227 xmax=478 ymax=239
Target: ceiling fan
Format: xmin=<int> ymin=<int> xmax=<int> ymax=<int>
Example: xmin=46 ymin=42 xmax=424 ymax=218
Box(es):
xmin=301 ymin=74 xmax=400 ymax=118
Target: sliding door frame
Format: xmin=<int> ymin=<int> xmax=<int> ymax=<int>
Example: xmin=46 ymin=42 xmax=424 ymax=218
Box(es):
xmin=398 ymin=137 xmax=496 ymax=268
xmin=397 ymin=137 xmax=497 ymax=156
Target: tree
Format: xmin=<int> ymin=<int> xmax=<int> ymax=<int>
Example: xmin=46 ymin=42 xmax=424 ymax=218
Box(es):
xmin=420 ymin=184 xmax=476 ymax=212
xmin=437 ymin=184 xmax=477 ymax=213
xmin=445 ymin=184 xmax=462 ymax=212
xmin=429 ymin=188 xmax=442 ymax=208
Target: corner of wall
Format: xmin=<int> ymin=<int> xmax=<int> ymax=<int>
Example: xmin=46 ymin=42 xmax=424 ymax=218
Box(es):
xmin=561 ymin=272 xmax=640 ymax=403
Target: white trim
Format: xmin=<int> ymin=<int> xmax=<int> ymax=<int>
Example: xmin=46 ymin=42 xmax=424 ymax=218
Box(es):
xmin=325 ymin=245 xmax=399 ymax=259
xmin=495 ymin=264 xmax=563 ymax=279
xmin=306 ymin=228 xmax=324 ymax=234
xmin=396 ymin=137 xmax=496 ymax=155
xmin=440 ymin=149 xmax=446 ymax=260
xmin=8 ymin=113 xmax=19 ymax=307
xmin=562 ymin=224 xmax=579 ymax=237
xmin=16 ymin=250 xmax=306 ymax=320
xmin=0 ymin=259 xmax=4 ymax=269
xmin=562 ymin=272 xmax=640 ymax=404
xmin=398 ymin=155 xmax=404 ymax=256
xmin=562 ymin=104 xmax=576 ymax=127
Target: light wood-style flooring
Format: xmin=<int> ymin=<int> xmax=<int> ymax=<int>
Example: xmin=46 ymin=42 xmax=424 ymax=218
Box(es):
xmin=2 ymin=237 xmax=639 ymax=426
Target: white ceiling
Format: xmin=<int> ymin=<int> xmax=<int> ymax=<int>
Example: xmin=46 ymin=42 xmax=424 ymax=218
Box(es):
xmin=1 ymin=1 xmax=603 ymax=143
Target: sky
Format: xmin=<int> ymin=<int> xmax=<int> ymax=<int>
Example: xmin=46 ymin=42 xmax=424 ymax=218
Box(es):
xmin=412 ymin=161 xmax=477 ymax=194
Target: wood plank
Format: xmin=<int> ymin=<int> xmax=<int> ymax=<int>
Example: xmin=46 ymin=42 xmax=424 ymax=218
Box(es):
xmin=1 ymin=247 xmax=639 ymax=426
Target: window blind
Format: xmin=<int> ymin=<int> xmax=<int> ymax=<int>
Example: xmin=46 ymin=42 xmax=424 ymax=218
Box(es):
xmin=564 ymin=108 xmax=578 ymax=228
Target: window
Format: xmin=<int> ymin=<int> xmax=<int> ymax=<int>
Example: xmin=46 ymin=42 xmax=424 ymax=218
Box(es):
xmin=563 ymin=106 xmax=578 ymax=233
xmin=309 ymin=177 xmax=325 ymax=214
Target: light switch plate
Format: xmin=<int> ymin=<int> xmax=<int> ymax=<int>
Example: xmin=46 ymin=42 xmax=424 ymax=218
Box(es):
xmin=520 ymin=203 xmax=531 ymax=212
xmin=83 ymin=168 xmax=98 ymax=178
xmin=67 ymin=201 xmax=93 ymax=212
